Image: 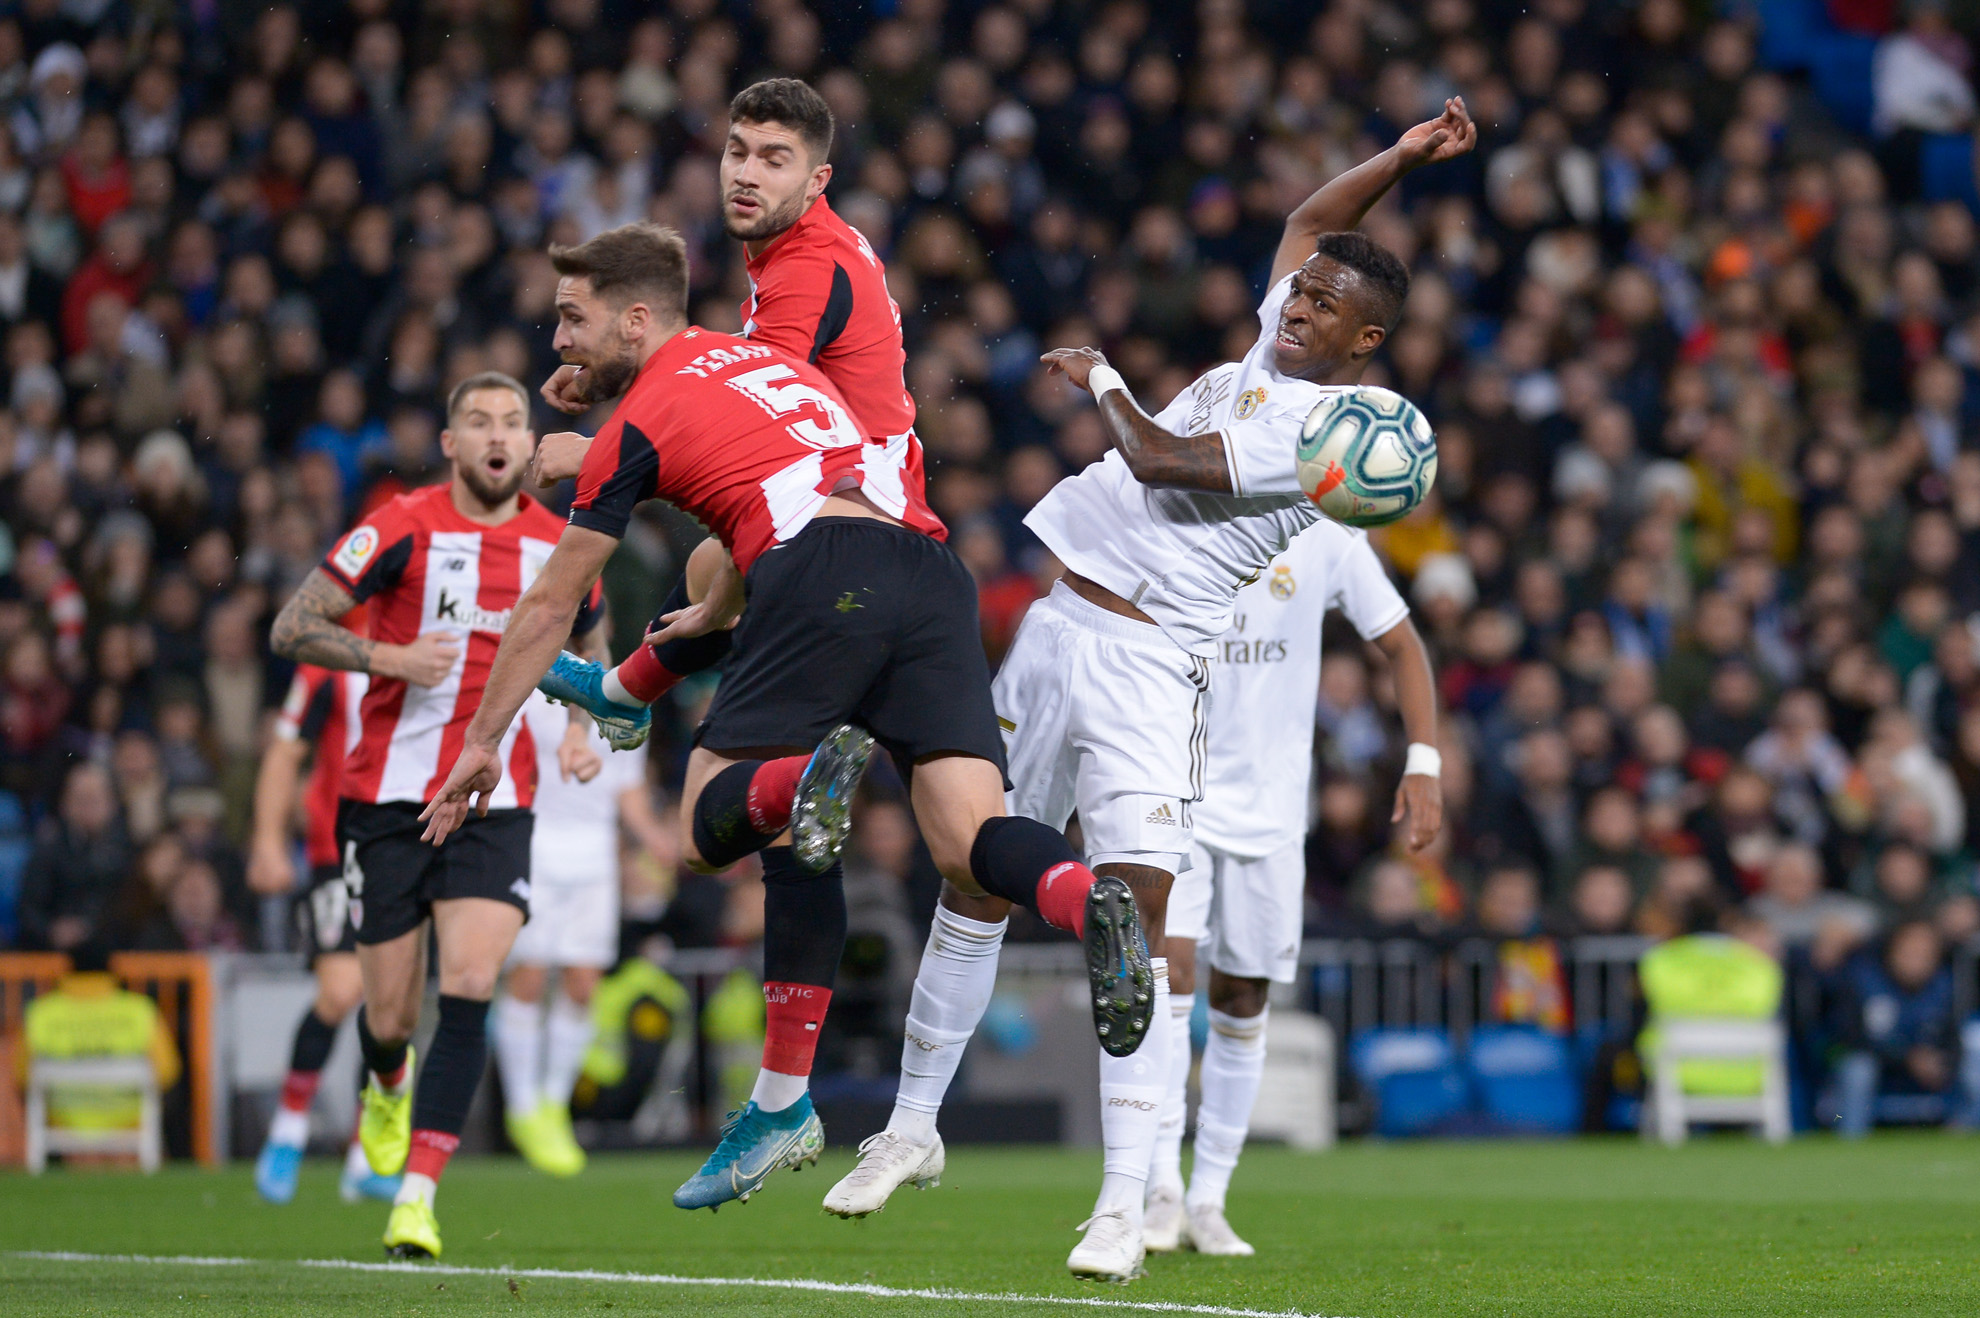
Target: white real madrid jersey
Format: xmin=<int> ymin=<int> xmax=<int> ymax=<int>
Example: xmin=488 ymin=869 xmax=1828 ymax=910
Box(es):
xmin=1194 ymin=519 xmax=1410 ymax=858
xmin=1025 ymin=274 xmax=1341 ymax=657
xmin=522 ymin=690 xmax=646 ymax=871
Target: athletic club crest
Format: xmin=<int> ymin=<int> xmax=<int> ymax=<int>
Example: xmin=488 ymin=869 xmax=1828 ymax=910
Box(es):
xmin=1235 ymin=386 xmax=1266 ymax=419
xmin=1269 ymin=565 xmax=1296 ymax=599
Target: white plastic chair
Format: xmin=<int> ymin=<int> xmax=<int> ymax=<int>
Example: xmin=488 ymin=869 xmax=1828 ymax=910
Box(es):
xmin=1641 ymin=1018 xmax=1790 ymax=1146
xmin=25 ymin=1056 xmax=163 ymax=1173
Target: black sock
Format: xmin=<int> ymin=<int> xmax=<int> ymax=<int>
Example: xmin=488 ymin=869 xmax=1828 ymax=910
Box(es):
xmin=409 ymin=995 xmax=490 ymax=1139
xmin=691 ymin=760 xmax=775 ymax=869
xmin=649 ymin=572 xmax=735 ymax=675
xmin=289 ymin=1008 xmax=338 ymax=1075
xmin=357 ymin=1006 xmax=408 ymax=1080
xmin=761 ymin=846 xmax=846 ymax=990
xmin=969 ymin=815 xmax=1081 ymax=913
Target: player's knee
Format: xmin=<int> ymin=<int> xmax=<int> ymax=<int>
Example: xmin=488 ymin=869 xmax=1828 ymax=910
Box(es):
xmin=1207 ymin=971 xmax=1268 ymax=1017
xmin=1165 ymin=945 xmax=1198 ymax=997
xmin=439 ymin=963 xmax=502 ymax=1002
xmin=937 ymin=879 xmax=1011 ymax=923
xmin=316 ymin=973 xmax=364 ymax=1022
xmin=562 ymin=969 xmax=600 ymax=1005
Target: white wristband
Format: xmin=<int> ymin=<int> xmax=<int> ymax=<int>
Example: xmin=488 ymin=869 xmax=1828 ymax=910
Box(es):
xmin=1086 ymin=364 xmax=1128 ymax=401
xmin=1404 ymin=742 xmax=1442 ymax=778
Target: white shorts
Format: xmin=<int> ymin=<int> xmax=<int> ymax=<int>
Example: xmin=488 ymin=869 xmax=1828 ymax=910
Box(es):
xmin=1166 ymin=839 xmax=1305 ymax=983
xmin=995 ymin=582 xmax=1210 ymax=874
xmin=511 ymin=832 xmax=619 ymax=969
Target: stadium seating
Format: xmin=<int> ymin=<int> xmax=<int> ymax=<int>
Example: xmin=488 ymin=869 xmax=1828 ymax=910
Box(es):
xmin=1466 ymin=1026 xmax=1581 ymax=1134
xmin=1348 ymin=1028 xmax=1467 ymax=1137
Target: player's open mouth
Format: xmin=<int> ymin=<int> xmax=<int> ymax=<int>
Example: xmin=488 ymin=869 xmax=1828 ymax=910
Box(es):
xmin=486 ymin=457 xmax=509 ymax=474
xmin=1276 ymin=325 xmax=1303 ymax=349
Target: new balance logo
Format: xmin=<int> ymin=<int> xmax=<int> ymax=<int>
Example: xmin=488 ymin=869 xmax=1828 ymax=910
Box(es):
xmin=1145 ymin=803 xmax=1178 ymax=826
xmin=1107 ymin=1097 xmax=1159 ymax=1111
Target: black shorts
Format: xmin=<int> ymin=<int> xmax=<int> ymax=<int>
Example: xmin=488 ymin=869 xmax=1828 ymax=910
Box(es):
xmin=337 ymin=800 xmax=533 ymax=946
xmin=698 ymin=517 xmax=1006 ymax=776
xmin=297 ymin=862 xmax=358 ymax=962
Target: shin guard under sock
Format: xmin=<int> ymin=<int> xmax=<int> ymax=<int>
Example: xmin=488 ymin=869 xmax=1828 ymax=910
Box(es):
xmin=888 ymin=905 xmax=1008 ymax=1142
xmin=408 ymin=995 xmax=490 ymax=1167
xmin=758 ymin=847 xmax=844 ymax=1091
xmin=357 ymin=1007 xmax=409 ymax=1089
xmin=690 ymin=758 xmax=810 ymax=870
xmin=968 ymin=814 xmax=1097 ymax=936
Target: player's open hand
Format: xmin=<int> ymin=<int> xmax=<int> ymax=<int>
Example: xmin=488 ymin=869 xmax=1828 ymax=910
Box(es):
xmin=541 ymin=364 xmax=590 ymax=415
xmin=531 ymin=431 xmax=592 ymax=488
xmin=418 ymin=741 xmax=504 ymax=845
xmin=1041 ymin=346 xmax=1108 ymax=393
xmin=381 ymin=631 xmax=461 ymax=687
xmin=1395 ymin=97 xmax=1476 ymax=170
xmin=1392 ymin=772 xmax=1444 ymax=854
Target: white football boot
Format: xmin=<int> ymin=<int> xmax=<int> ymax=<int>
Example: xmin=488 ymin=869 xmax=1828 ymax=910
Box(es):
xmin=1142 ymin=1184 xmax=1186 ymax=1252
xmin=822 ymin=1130 xmax=945 ymax=1218
xmin=1067 ymin=1211 xmax=1146 ymax=1282
xmin=1185 ymin=1201 xmax=1255 ymax=1257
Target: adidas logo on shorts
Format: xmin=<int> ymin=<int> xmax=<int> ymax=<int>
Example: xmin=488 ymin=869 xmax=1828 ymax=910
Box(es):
xmin=1145 ymin=803 xmax=1178 ymax=826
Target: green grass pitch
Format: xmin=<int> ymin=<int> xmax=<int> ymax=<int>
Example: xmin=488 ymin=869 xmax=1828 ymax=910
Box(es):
xmin=3 ymin=1135 xmax=1978 ymax=1316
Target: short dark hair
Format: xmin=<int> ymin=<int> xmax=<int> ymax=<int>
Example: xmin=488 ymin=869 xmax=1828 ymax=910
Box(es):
xmin=446 ymin=371 xmax=530 ymax=424
xmin=729 ymin=77 xmax=834 ymax=164
xmin=1313 ymin=231 xmax=1411 ymax=332
xmin=548 ymin=222 xmax=689 ymax=320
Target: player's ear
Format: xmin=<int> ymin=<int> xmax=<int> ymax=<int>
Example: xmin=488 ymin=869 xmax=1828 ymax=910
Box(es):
xmin=438 ymin=426 xmax=457 ymax=460
xmin=808 ymin=161 xmax=832 ymax=202
xmin=1355 ymin=323 xmax=1388 ymax=360
xmin=621 ymin=300 xmax=650 ymax=341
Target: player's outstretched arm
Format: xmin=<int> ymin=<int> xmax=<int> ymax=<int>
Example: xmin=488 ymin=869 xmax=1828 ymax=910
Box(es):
xmin=1042 ymin=347 xmax=1232 ymax=493
xmin=1371 ymin=616 xmax=1443 ymax=853
xmin=1270 ymin=96 xmax=1476 ymax=285
xmin=270 ymin=568 xmax=459 ymax=683
xmin=419 ymin=525 xmax=620 ymax=843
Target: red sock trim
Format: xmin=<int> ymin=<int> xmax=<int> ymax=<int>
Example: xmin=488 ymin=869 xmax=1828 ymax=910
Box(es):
xmin=279 ymin=1070 xmax=322 ymax=1114
xmin=615 ymin=644 xmax=679 ymax=703
xmin=745 ymin=756 xmax=809 ymax=836
xmin=1036 ymin=861 xmax=1094 ymax=939
xmin=375 ymin=1061 xmax=408 ymax=1091
xmin=761 ymin=982 xmax=833 ymax=1077
xmin=405 ymin=1129 xmax=460 ymax=1182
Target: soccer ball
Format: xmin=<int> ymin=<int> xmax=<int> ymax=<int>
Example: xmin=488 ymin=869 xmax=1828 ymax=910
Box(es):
xmin=1296 ymin=386 xmax=1438 ymax=528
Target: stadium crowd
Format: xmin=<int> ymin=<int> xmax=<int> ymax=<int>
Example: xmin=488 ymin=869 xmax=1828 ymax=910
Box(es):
xmin=4 ymin=0 xmax=1980 ymax=1129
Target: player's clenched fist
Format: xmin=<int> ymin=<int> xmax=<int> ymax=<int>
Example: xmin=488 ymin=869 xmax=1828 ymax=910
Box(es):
xmin=532 ymin=431 xmax=592 ymax=488
xmin=378 ymin=631 xmax=459 ymax=687
xmin=540 ymin=363 xmax=590 ymax=414
xmin=1040 ymin=346 xmax=1109 ymax=393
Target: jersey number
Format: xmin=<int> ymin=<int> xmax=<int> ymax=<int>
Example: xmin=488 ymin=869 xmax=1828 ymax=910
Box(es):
xmin=726 ymin=365 xmax=864 ymax=451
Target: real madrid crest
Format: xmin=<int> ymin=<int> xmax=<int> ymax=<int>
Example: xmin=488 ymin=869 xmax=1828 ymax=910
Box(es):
xmin=1235 ymin=386 xmax=1266 ymax=420
xmin=1269 ymin=564 xmax=1295 ymax=599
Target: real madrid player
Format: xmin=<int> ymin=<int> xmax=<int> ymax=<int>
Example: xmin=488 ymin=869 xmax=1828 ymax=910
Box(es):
xmin=826 ymin=99 xmax=1475 ymax=1282
xmin=1143 ymin=524 xmax=1441 ymax=1256
xmin=493 ymin=692 xmax=647 ymax=1178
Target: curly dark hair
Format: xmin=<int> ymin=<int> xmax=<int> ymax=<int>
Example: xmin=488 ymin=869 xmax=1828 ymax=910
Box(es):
xmin=729 ymin=77 xmax=835 ymax=164
xmin=1313 ymin=231 xmax=1412 ymax=332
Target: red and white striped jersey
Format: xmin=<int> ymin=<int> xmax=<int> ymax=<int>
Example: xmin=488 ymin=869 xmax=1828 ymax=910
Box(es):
xmin=274 ymin=665 xmax=368 ymax=867
xmin=321 ymin=484 xmax=604 ymax=807
xmin=569 ymin=328 xmax=936 ymax=570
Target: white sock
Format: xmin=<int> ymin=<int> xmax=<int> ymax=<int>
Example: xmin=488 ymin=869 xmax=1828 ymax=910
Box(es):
xmin=267 ymin=1105 xmax=311 ymax=1149
xmin=1149 ymin=994 xmax=1194 ymax=1196
xmin=886 ymin=906 xmax=1008 ymax=1145
xmin=1187 ymin=1005 xmax=1268 ymax=1211
xmin=343 ymin=1138 xmax=371 ymax=1179
xmin=395 ymin=1171 xmax=436 ymax=1208
xmin=494 ymin=995 xmax=545 ymax=1116
xmin=1094 ymin=957 xmax=1169 ymax=1224
xmin=750 ymin=1068 xmax=809 ymax=1112
xmin=602 ymin=668 xmax=648 ymax=707
xmin=543 ymin=995 xmax=595 ymax=1108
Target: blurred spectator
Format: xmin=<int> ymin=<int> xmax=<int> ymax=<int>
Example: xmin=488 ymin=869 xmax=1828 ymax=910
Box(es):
xmin=17 ymin=761 xmax=128 ymax=951
xmin=1831 ymin=919 xmax=1976 ymax=1134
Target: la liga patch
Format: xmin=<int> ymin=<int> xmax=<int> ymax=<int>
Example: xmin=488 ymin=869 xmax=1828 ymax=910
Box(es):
xmin=333 ymin=525 xmax=379 ymax=579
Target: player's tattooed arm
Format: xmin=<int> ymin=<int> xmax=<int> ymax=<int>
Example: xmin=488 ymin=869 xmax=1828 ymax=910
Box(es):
xmin=1041 ymin=347 xmax=1232 ymax=494
xmin=1270 ymin=97 xmax=1476 ymax=285
xmin=271 ymin=568 xmax=459 ymax=684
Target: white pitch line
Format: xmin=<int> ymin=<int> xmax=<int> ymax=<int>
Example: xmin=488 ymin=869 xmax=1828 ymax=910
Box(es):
xmin=8 ymin=1250 xmax=1355 ymax=1318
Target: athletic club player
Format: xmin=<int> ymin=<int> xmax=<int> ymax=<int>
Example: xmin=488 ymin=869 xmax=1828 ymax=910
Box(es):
xmin=529 ymin=78 xmax=934 ymax=747
xmin=247 ymin=647 xmax=400 ymax=1205
xmin=417 ymin=223 xmax=1153 ymax=1216
xmin=271 ymin=372 xmax=607 ymax=1259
